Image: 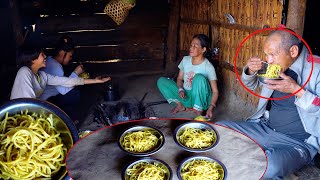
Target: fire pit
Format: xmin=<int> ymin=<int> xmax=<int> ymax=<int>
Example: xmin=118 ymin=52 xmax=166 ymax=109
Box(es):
xmin=78 ymin=98 xmax=157 ymax=131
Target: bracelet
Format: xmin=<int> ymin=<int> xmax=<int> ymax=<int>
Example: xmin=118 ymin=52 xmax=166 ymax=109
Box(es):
xmin=209 ymin=104 xmax=216 ymax=108
xmin=178 ymin=88 xmax=184 ymax=92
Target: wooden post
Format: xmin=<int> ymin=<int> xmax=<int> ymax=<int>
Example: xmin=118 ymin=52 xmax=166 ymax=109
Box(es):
xmin=286 ymin=0 xmax=307 ymax=36
xmin=9 ymin=0 xmax=24 ymax=47
xmin=165 ymin=0 xmax=181 ymax=77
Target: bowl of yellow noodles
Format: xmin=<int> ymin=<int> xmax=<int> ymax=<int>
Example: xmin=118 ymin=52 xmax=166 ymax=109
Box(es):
xmin=257 ymin=63 xmax=283 ymax=84
xmin=174 ymin=122 xmax=218 ymax=152
xmin=0 ymin=98 xmax=79 ymax=180
xmin=177 ymin=156 xmax=226 ymax=180
xmin=118 ymin=125 xmax=165 ymax=156
xmin=122 ymin=157 xmax=172 ymax=180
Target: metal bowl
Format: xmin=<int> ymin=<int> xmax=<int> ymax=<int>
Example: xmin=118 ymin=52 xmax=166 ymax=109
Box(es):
xmin=0 ymin=98 xmax=79 ymax=180
xmin=177 ymin=156 xmax=227 ymax=180
xmin=122 ymin=157 xmax=172 ymax=180
xmin=173 ymin=122 xmax=218 ymax=152
xmin=258 ymin=76 xmax=283 ymax=84
xmin=118 ymin=125 xmax=165 ymax=156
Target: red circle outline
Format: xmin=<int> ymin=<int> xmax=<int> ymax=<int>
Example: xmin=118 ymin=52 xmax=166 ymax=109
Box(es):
xmin=234 ymin=27 xmax=314 ymax=100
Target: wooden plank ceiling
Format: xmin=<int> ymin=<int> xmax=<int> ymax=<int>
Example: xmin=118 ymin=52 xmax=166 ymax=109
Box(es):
xmin=18 ymin=0 xmax=169 ymax=75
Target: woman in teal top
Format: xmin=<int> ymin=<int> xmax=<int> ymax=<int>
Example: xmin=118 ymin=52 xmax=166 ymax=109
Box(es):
xmin=157 ymin=34 xmax=219 ymax=118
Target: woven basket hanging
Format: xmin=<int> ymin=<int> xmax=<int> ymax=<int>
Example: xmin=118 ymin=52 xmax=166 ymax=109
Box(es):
xmin=104 ymin=0 xmax=136 ymax=25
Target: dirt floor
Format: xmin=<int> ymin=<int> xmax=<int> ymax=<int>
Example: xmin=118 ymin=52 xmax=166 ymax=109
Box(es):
xmin=75 ymin=73 xmax=320 ymax=180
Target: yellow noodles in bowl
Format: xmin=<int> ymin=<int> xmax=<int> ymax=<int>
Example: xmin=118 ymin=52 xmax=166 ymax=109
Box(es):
xmin=0 ymin=110 xmax=68 ymax=180
xmin=121 ymin=129 xmax=160 ymax=153
xmin=126 ymin=161 xmax=169 ymax=180
xmin=180 ymin=159 xmax=224 ymax=180
xmin=178 ymin=127 xmax=216 ymax=149
xmin=258 ymin=64 xmax=281 ymax=78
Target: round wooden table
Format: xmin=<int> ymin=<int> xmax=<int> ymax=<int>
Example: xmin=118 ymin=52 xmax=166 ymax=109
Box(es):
xmin=66 ymin=119 xmax=267 ymax=180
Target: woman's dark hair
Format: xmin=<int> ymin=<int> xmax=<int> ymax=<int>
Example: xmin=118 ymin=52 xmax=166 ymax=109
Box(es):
xmin=192 ymin=34 xmax=211 ymax=59
xmin=16 ymin=45 xmax=43 ymax=68
xmin=54 ymin=35 xmax=75 ymax=55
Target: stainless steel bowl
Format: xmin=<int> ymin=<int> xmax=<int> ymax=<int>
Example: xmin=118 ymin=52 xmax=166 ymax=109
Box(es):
xmin=0 ymin=98 xmax=79 ymax=180
xmin=173 ymin=122 xmax=218 ymax=152
xmin=258 ymin=76 xmax=283 ymax=84
xmin=118 ymin=125 xmax=165 ymax=156
xmin=122 ymin=157 xmax=172 ymax=180
xmin=177 ymin=156 xmax=227 ymax=180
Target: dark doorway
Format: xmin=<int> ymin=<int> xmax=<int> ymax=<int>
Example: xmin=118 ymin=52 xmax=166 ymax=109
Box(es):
xmin=303 ymin=0 xmax=320 ymax=55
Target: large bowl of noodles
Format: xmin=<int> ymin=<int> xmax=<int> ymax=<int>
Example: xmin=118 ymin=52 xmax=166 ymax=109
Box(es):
xmin=177 ymin=156 xmax=227 ymax=180
xmin=122 ymin=157 xmax=172 ymax=180
xmin=174 ymin=122 xmax=218 ymax=152
xmin=118 ymin=125 xmax=165 ymax=156
xmin=0 ymin=98 xmax=79 ymax=180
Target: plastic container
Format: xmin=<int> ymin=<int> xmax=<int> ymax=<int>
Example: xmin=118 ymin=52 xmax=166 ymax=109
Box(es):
xmin=104 ymin=84 xmax=120 ymax=101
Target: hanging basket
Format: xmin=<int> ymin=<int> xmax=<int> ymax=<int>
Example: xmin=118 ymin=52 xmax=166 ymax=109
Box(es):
xmin=104 ymin=0 xmax=136 ymax=25
xmin=122 ymin=0 xmax=136 ymax=4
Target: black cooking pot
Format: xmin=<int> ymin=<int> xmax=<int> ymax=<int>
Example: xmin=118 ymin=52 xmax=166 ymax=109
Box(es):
xmin=104 ymin=84 xmax=120 ymax=101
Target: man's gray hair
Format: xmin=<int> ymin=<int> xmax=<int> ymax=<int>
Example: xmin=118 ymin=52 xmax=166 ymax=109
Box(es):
xmin=268 ymin=29 xmax=301 ymax=53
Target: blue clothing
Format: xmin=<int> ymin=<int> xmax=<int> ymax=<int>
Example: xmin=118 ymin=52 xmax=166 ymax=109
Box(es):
xmin=40 ymin=56 xmax=79 ymax=100
xmin=47 ymin=88 xmax=81 ymax=121
xmin=267 ymin=69 xmax=310 ymax=140
xmin=40 ymin=56 xmax=81 ymax=121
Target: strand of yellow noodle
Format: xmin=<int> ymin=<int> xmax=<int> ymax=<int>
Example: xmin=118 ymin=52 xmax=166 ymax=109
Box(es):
xmin=126 ymin=161 xmax=167 ymax=180
xmin=181 ymin=159 xmax=223 ymax=180
xmin=122 ymin=129 xmax=159 ymax=153
xmin=178 ymin=127 xmax=215 ymax=149
xmin=0 ymin=111 xmax=67 ymax=180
